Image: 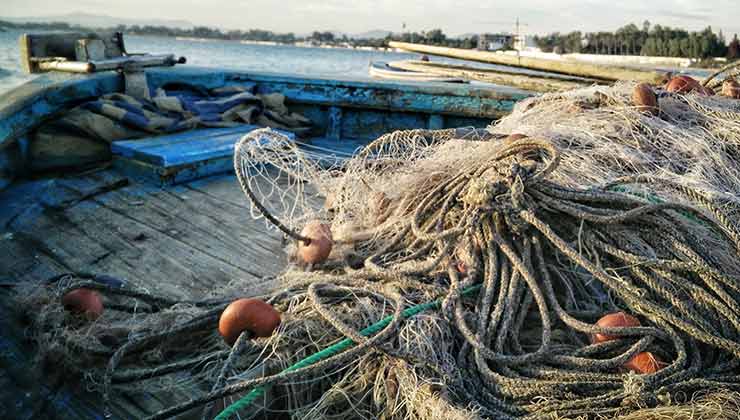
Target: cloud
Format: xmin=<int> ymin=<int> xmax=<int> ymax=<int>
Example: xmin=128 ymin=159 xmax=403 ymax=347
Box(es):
xmin=654 ymin=10 xmax=709 ymax=20
xmin=3 ymin=0 xmax=739 ymax=38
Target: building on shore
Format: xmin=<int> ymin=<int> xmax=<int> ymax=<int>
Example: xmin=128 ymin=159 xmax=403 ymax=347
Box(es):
xmin=477 ymin=33 xmax=515 ymax=51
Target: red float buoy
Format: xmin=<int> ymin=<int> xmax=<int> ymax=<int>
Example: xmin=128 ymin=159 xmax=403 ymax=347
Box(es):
xmin=632 ymin=83 xmax=659 ymax=115
xmin=591 ymin=311 xmax=641 ymax=344
xmin=62 ymin=288 xmax=104 ymax=320
xmin=665 ymin=75 xmax=710 ymax=95
xmin=218 ymin=298 xmax=281 ymax=345
xmin=624 ymin=351 xmax=665 ymax=374
xmin=297 ymin=220 xmax=333 ymax=264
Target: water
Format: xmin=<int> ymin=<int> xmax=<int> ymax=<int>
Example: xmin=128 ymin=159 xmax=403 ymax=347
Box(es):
xmin=0 ymin=28 xmax=711 ymax=96
xmin=0 ymin=29 xmax=421 ymax=95
xmin=0 ymin=29 xmax=31 ymax=93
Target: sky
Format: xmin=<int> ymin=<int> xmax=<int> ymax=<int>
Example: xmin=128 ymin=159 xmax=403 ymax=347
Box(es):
xmin=3 ymin=0 xmax=740 ymax=38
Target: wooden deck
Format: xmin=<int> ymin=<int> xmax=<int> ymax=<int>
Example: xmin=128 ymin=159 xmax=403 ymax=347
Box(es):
xmin=0 ymin=169 xmax=292 ymax=419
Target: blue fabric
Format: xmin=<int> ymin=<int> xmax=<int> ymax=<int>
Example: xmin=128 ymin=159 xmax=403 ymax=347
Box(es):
xmin=45 ymin=81 xmax=311 ymax=145
xmin=79 ymin=83 xmax=264 ymax=135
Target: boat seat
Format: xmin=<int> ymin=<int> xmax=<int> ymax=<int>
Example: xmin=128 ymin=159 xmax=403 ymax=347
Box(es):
xmin=112 ymin=125 xmax=294 ymax=185
xmin=110 ymin=126 xmax=372 ymax=185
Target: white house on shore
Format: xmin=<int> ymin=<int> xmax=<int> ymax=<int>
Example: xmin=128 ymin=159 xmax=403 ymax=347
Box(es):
xmin=477 ymin=33 xmax=515 ymax=51
xmin=478 ymin=33 xmax=540 ymax=52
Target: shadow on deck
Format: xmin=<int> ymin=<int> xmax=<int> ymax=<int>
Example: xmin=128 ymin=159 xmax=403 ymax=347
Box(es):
xmin=0 ymin=170 xmax=291 ymax=419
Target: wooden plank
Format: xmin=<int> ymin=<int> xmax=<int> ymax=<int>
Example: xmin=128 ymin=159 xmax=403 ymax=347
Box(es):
xmin=94 ymin=185 xmax=287 ymax=283
xmin=146 ymin=67 xmax=530 ymax=118
xmin=0 ymin=171 xmax=295 ymax=418
xmin=111 ymin=126 xmax=258 ymax=165
xmin=112 ymin=153 xmax=236 ymax=186
xmin=111 ymin=126 xmax=297 ymax=184
xmin=389 ymin=41 xmax=665 ymax=83
xmin=2 ymin=172 xmax=284 ymax=299
xmin=389 ymin=60 xmax=589 ymax=93
xmin=185 ymin=174 xmax=324 ymax=228
xmin=113 ymin=127 xmax=254 ymax=153
xmin=126 ymin=128 xmax=292 ymax=167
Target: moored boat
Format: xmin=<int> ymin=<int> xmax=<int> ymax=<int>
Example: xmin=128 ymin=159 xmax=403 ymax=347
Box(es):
xmin=0 ymin=32 xmax=531 ymax=419
xmin=368 ymin=60 xmax=466 ymax=83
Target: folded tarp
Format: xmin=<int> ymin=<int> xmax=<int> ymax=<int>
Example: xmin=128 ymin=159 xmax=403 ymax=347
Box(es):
xmin=29 ymin=83 xmax=313 ymax=171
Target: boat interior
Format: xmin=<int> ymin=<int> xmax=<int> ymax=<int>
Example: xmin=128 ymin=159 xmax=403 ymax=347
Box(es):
xmin=0 ymin=42 xmax=531 ymax=418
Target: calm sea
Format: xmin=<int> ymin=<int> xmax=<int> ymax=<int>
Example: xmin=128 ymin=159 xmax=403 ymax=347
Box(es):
xmin=0 ymin=29 xmax=421 ymax=95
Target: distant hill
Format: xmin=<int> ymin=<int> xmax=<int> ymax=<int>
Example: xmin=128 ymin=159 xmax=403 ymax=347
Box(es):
xmin=1 ymin=12 xmax=193 ymax=29
xmin=294 ymin=29 xmax=395 ymax=40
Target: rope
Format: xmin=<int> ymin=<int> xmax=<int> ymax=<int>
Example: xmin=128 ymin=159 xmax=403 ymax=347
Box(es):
xmin=233 ymin=128 xmax=312 ymax=244
xmin=702 ymin=59 xmax=740 ymax=88
xmin=214 ymin=284 xmax=482 ymax=420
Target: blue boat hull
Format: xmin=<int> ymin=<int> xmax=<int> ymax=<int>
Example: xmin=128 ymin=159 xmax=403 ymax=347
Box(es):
xmin=0 ymin=66 xmax=530 ymax=188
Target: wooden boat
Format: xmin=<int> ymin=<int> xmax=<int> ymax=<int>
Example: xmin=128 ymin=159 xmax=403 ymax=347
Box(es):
xmin=368 ymin=61 xmax=466 ymax=83
xmin=0 ymin=33 xmax=532 ymax=419
xmin=387 ymin=59 xmax=597 ymax=92
xmin=388 ymin=41 xmax=665 ymax=83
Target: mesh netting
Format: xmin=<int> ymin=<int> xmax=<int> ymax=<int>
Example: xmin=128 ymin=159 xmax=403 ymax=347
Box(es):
xmin=17 ymin=72 xmax=740 ymax=420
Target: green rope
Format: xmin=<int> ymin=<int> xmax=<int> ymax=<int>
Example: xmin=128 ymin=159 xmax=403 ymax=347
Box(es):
xmin=214 ymin=284 xmax=482 ymax=420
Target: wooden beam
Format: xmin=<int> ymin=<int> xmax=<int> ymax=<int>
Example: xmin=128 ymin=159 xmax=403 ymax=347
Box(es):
xmin=389 ymin=42 xmax=664 ymax=83
xmin=390 ymin=60 xmax=589 ymax=93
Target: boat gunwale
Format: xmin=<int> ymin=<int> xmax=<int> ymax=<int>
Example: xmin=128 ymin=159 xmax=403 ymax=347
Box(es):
xmin=0 ymin=66 xmax=531 ymax=149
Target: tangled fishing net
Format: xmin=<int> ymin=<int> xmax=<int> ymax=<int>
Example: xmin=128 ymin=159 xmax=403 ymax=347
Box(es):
xmin=17 ymin=67 xmax=740 ymax=420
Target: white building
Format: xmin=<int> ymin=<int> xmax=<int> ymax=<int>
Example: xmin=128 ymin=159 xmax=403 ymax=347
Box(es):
xmin=477 ymin=33 xmax=514 ymax=51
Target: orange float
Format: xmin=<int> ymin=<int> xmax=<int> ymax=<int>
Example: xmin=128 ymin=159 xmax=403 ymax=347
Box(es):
xmin=624 ymin=351 xmax=665 ymax=374
xmin=591 ymin=312 xmax=641 ymax=344
xmin=218 ymin=298 xmax=281 ymax=345
xmin=62 ymin=288 xmax=104 ymax=320
xmin=297 ymin=220 xmax=333 ymax=264
xmin=632 ymin=83 xmax=659 ymax=115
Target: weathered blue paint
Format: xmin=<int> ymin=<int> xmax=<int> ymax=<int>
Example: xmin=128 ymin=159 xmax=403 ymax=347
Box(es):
xmin=113 ymin=153 xmax=236 ymax=186
xmin=0 ymin=65 xmax=533 ymax=189
xmin=326 ymin=106 xmax=342 ymax=141
xmin=340 ymin=109 xmax=428 ymax=140
xmin=111 ymin=126 xmax=295 ymax=184
xmin=0 ymin=319 xmax=106 ymax=420
xmin=144 ymin=67 xmax=529 ymax=118
xmin=0 ymin=72 xmax=122 ymax=148
xmin=428 ymin=114 xmax=445 ymax=130
xmin=111 ymin=126 xmax=272 ymax=166
xmin=0 ymin=67 xmax=528 ymax=151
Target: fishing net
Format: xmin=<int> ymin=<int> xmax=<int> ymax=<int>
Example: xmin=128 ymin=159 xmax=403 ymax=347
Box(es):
xmin=17 ymin=75 xmax=740 ymax=420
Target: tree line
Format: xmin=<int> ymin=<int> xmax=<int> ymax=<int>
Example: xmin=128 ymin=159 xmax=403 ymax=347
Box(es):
xmin=0 ymin=20 xmax=303 ymax=44
xmin=2 ymin=19 xmax=737 ymax=59
xmin=0 ymin=20 xmax=478 ymax=49
xmin=534 ymin=22 xmax=739 ymax=59
xmin=387 ymin=29 xmax=478 ymax=49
